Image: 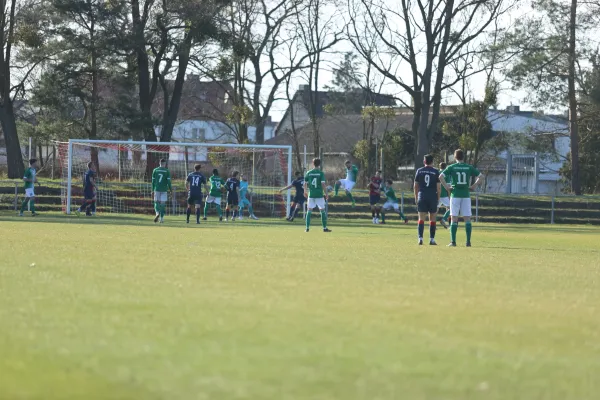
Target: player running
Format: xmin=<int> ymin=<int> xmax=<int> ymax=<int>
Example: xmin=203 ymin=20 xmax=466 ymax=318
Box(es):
xmin=76 ymin=162 xmax=97 ymax=217
xmin=186 ymin=164 xmax=206 ymax=224
xmin=280 ymin=171 xmax=305 ymax=222
xmin=225 ymin=171 xmax=241 ymax=221
xmin=437 ymin=162 xmax=451 ymax=229
xmin=381 ymin=180 xmax=409 ymax=224
xmin=238 ymin=173 xmax=258 ymax=220
xmin=204 ymin=169 xmax=225 ymax=221
xmin=414 ymin=154 xmax=441 ymax=246
xmin=19 ymin=158 xmax=40 ymax=217
xmin=333 ymin=160 xmax=358 ymax=207
xmin=304 ymin=158 xmax=331 ymax=233
xmin=151 ymin=158 xmax=172 ymax=223
xmin=439 ymin=149 xmax=484 ymax=247
xmin=368 ymin=170 xmax=383 ymax=224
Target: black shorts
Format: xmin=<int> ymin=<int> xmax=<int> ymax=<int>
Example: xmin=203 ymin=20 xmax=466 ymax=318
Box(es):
xmin=84 ymin=188 xmax=95 ymax=200
xmin=369 ymin=194 xmax=381 ymax=206
xmin=227 ymin=194 xmax=239 ymax=206
xmin=187 ymin=193 xmax=203 ymax=205
xmin=293 ymin=195 xmax=305 ymax=205
xmin=417 ymin=197 xmax=437 ymax=213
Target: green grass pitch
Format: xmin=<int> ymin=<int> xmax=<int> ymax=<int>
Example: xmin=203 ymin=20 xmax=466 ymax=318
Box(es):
xmin=1 ymin=213 xmax=599 ymax=399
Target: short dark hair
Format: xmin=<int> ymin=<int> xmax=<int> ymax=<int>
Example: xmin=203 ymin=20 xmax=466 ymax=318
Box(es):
xmin=159 ymin=158 xmax=167 ymax=165
xmin=439 ymin=162 xmax=447 ymax=170
xmin=386 ymin=179 xmax=393 ymax=185
xmin=87 ymin=161 xmax=93 ymax=169
xmin=29 ymin=159 xmax=37 ymax=165
xmin=232 ymin=170 xmax=239 ymax=177
xmin=345 ymin=160 xmax=351 ymax=165
xmin=454 ymin=149 xmax=464 ymax=161
xmin=313 ymin=158 xmax=321 ymax=168
xmin=212 ymin=168 xmax=219 ymax=175
xmin=424 ymin=154 xmax=434 ymax=165
xmin=194 ymin=164 xmax=201 ymax=171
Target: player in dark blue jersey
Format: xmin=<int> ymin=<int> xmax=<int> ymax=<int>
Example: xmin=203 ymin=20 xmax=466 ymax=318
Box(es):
xmin=414 ymin=154 xmax=441 ymax=246
xmin=186 ymin=164 xmax=207 ymax=224
xmin=225 ymin=171 xmax=240 ymax=221
xmin=280 ymin=171 xmax=305 ymax=222
xmin=76 ymin=162 xmax=97 ymax=217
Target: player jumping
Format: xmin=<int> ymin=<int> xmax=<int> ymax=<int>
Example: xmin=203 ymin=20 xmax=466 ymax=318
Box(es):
xmin=381 ymin=180 xmax=409 ymax=224
xmin=414 ymin=154 xmax=441 ymax=246
xmin=333 ymin=160 xmax=358 ymax=207
xmin=186 ymin=164 xmax=206 ymax=224
xmin=19 ymin=158 xmax=40 ymax=217
xmin=204 ymin=169 xmax=225 ymax=221
xmin=304 ymin=158 xmax=331 ymax=233
xmin=225 ymin=171 xmax=240 ymax=221
xmin=238 ymin=173 xmax=258 ymax=220
xmin=280 ymin=171 xmax=305 ymax=222
xmin=437 ymin=162 xmax=451 ymax=229
xmin=76 ymin=162 xmax=97 ymax=217
xmin=151 ymin=158 xmax=172 ymax=223
xmin=439 ymin=149 xmax=484 ymax=247
xmin=368 ymin=170 xmax=383 ymax=224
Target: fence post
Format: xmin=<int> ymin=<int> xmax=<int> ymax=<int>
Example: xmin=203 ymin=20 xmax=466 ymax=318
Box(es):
xmin=475 ymin=191 xmax=479 ymax=223
xmin=401 ymin=191 xmax=404 ymax=214
xmin=14 ymin=182 xmax=18 ymax=212
xmin=534 ymin=152 xmax=540 ymax=194
xmin=551 ymin=195 xmax=555 ymax=224
xmin=505 ymin=153 xmax=512 ymax=194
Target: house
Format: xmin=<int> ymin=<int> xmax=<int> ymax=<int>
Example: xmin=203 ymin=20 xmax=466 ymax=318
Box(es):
xmin=275 ymin=85 xmax=397 ymax=137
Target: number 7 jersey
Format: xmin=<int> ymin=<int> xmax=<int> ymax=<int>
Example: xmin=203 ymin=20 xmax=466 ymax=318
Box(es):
xmin=440 ymin=162 xmax=480 ymax=198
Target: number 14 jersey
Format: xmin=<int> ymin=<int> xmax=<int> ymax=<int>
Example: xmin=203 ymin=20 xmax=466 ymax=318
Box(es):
xmin=440 ymin=162 xmax=480 ymax=198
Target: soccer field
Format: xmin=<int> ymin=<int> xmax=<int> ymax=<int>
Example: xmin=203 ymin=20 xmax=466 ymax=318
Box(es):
xmin=1 ymin=214 xmax=599 ymax=400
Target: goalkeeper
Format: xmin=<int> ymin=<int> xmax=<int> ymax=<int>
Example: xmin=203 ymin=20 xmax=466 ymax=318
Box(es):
xmin=238 ymin=173 xmax=258 ymax=220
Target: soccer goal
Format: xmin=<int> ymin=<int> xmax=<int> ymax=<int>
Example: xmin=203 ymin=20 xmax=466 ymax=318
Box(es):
xmin=57 ymin=139 xmax=293 ymax=217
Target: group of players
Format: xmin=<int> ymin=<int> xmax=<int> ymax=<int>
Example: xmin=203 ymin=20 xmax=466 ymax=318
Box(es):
xmin=18 ymin=148 xmax=483 ymax=246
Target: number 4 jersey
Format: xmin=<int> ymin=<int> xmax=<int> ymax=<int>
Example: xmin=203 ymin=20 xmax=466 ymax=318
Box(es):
xmin=440 ymin=162 xmax=481 ymax=198
xmin=304 ymin=168 xmax=326 ymax=198
xmin=414 ymin=166 xmax=440 ymax=199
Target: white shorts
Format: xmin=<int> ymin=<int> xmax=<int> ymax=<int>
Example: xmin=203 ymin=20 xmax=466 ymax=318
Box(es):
xmin=307 ymin=197 xmax=326 ymax=210
xmin=382 ymin=201 xmax=399 ymax=211
xmin=205 ymin=195 xmax=221 ymax=205
xmin=25 ymin=188 xmax=35 ymax=197
xmin=450 ymin=197 xmax=472 ymax=217
xmin=154 ymin=192 xmax=167 ymax=202
xmin=338 ymin=179 xmax=356 ymax=191
xmin=439 ymin=197 xmax=450 ymax=208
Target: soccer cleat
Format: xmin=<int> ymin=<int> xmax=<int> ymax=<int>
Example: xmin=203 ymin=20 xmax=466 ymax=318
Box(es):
xmin=75 ymin=210 xmax=81 ymax=217
xmin=186 ymin=219 xmax=190 ymax=224
xmin=219 ymin=216 xmax=223 ymax=222
xmin=418 ymin=238 xmax=423 ymax=245
xmin=154 ymin=214 xmax=160 ymax=223
xmin=31 ymin=212 xmax=39 ymax=217
xmin=379 ymin=220 xmax=386 ymax=224
xmin=372 ymin=217 xmax=377 ymax=224
xmin=238 ymin=216 xmax=244 ymax=220
xmin=430 ymin=239 xmax=437 ymax=246
xmin=351 ymin=200 xmax=356 ymax=208
xmin=447 ymin=242 xmax=457 ymax=247
xmin=225 ymin=218 xmax=229 ymax=222
xmin=202 ymin=217 xmax=207 ymax=221
xmin=404 ymin=218 xmax=409 ymax=224
xmin=159 ymin=218 xmax=164 ymax=224
xmin=466 ymin=242 xmax=472 ymax=247
xmin=250 ymin=214 xmax=259 ymax=220
xmin=323 ymin=228 xmax=332 ymax=232
xmin=305 ymin=229 xmax=310 ymax=232
xmin=18 ymin=212 xmax=24 ymax=217
xmin=440 ymin=219 xmax=449 ymax=229
xmin=232 ymin=218 xmax=236 ymax=222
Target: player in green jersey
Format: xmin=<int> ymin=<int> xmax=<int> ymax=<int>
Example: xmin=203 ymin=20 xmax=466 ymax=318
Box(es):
xmin=151 ymin=159 xmax=172 ymax=223
xmin=20 ymin=159 xmax=40 ymax=217
xmin=304 ymin=158 xmax=331 ymax=233
xmin=439 ymin=149 xmax=484 ymax=247
xmin=381 ymin=179 xmax=409 ymax=224
xmin=333 ymin=160 xmax=358 ymax=207
xmin=204 ymin=169 xmax=226 ymax=221
xmin=437 ymin=162 xmax=450 ymax=229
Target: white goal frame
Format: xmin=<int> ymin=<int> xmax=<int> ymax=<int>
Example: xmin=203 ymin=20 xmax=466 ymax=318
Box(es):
xmin=64 ymin=139 xmax=293 ymax=215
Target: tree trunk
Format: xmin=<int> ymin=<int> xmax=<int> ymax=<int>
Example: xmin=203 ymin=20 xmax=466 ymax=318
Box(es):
xmin=0 ymin=103 xmax=24 ymax=178
xmin=568 ymin=0 xmax=581 ymax=195
xmin=91 ymin=35 xmax=100 ymax=175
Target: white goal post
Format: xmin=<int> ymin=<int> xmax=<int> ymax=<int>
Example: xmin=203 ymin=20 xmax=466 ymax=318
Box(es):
xmin=58 ymin=139 xmax=293 ymax=217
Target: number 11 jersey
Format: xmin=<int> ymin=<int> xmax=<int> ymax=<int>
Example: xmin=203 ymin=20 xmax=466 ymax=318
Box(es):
xmin=440 ymin=162 xmax=480 ymax=198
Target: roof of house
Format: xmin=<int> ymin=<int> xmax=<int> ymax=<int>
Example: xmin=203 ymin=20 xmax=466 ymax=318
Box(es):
xmin=267 ymin=113 xmax=413 ymax=153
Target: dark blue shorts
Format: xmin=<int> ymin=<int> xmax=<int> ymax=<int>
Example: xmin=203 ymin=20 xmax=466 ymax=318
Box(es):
xmin=227 ymin=193 xmax=239 ymax=206
xmin=187 ymin=193 xmax=203 ymax=205
xmin=369 ymin=194 xmax=381 ymax=206
xmin=293 ymin=195 xmax=305 ymax=205
xmin=417 ymin=196 xmax=437 ymax=213
xmin=84 ymin=188 xmax=95 ymax=200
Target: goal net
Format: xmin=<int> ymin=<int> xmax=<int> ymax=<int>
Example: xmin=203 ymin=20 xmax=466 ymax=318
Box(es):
xmin=57 ymin=140 xmax=293 ymax=218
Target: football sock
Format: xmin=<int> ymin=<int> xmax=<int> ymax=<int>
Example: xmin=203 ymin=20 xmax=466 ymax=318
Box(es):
xmin=372 ymin=211 xmax=375 ymax=218
xmin=320 ymin=210 xmax=327 ymax=229
xmin=203 ymin=202 xmax=209 ymax=218
xmin=399 ymin=211 xmax=406 ymax=219
xmin=443 ymin=210 xmax=450 ymax=221
xmin=346 ymin=191 xmax=355 ymax=205
xmin=186 ymin=208 xmax=191 ymax=221
xmin=381 ymin=212 xmax=385 ymax=222
xmin=306 ymin=211 xmax=312 ymax=229
xmin=248 ymin=205 xmax=254 ymax=215
xmin=20 ymin=199 xmax=29 ymax=213
xmin=30 ymin=199 xmax=36 ymax=213
xmin=451 ymin=222 xmax=458 ymax=243
xmin=466 ymin=221 xmax=473 ymax=243
xmin=159 ymin=203 xmax=165 ymax=218
xmin=217 ymin=207 xmax=223 ymax=217
xmin=195 ymin=208 xmax=200 ymax=222
xmin=430 ymin=221 xmax=436 ymax=239
xmin=293 ymin=207 xmax=300 ymax=219
xmin=226 ymin=209 xmax=230 ymax=219
xmin=376 ymin=210 xmax=380 ymax=218
xmin=418 ymin=220 xmax=425 ymax=238
xmin=79 ymin=201 xmax=86 ymax=212
xmin=232 ymin=210 xmax=237 ymax=218
xmin=154 ymin=202 xmax=159 ymax=214
xmin=334 ymin=182 xmax=340 ymax=196
xmin=90 ymin=201 xmax=96 ymax=213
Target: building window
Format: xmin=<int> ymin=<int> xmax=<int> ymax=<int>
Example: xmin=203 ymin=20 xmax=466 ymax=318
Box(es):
xmin=191 ymin=128 xmax=206 ymax=141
